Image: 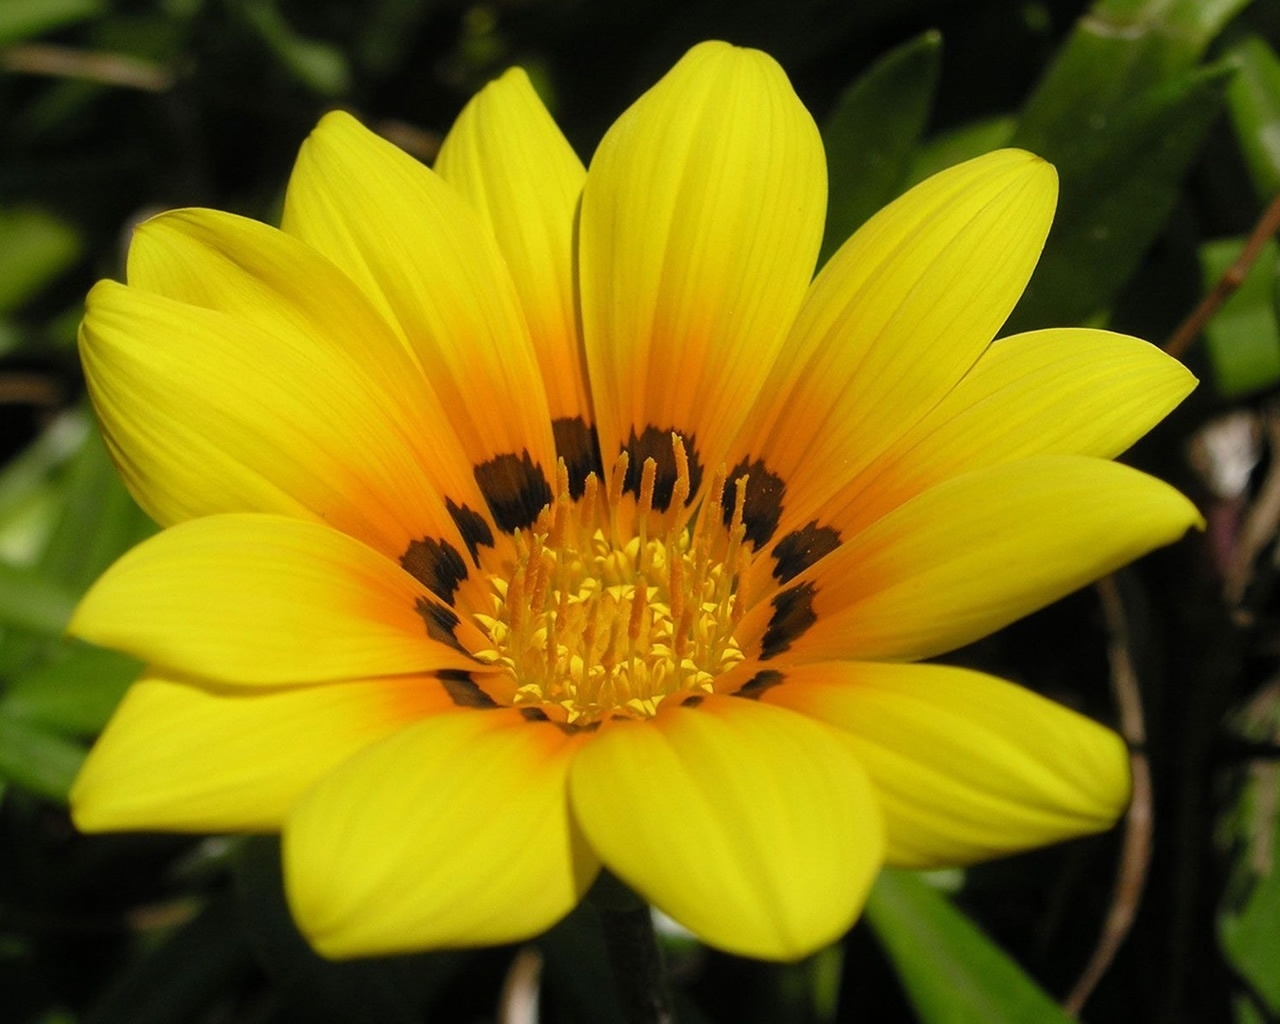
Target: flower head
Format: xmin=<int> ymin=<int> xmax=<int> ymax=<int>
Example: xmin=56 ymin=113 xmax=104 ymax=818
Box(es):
xmin=70 ymin=41 xmax=1200 ymax=961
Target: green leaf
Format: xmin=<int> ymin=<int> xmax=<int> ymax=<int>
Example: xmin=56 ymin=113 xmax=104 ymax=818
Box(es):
xmin=1199 ymin=237 xmax=1280 ymax=395
xmin=38 ymin=424 xmax=155 ymax=594
xmin=0 ymin=0 xmax=103 ymax=46
xmin=1218 ymin=704 xmax=1280 ymax=1016
xmin=0 ymin=709 xmax=84 ymax=801
xmin=1234 ymin=998 xmax=1268 ymax=1024
xmin=0 ymin=414 xmax=96 ymax=675
xmin=0 ymin=413 xmax=89 ymax=559
xmin=0 ymin=207 xmax=83 ymax=314
xmin=2 ymin=643 xmax=138 ymax=735
xmin=1008 ymin=61 xmax=1232 ymax=330
xmin=1224 ymin=35 xmax=1280 ymax=202
xmin=1004 ymin=0 xmax=1249 ymax=329
xmin=1015 ymin=0 xmax=1250 ymax=145
xmin=819 ymin=30 xmax=941 ymax=262
xmin=865 ymin=868 xmax=1075 ymax=1024
xmin=235 ymin=0 xmax=352 ymax=97
xmin=0 ymin=561 xmax=77 ymax=634
xmin=1220 ymin=810 xmax=1280 ymax=1015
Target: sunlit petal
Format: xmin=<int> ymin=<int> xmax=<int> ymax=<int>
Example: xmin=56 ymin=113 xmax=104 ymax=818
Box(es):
xmin=730 ymin=150 xmax=1056 ymax=548
xmin=738 ymin=456 xmax=1201 ymax=662
xmin=813 ymin=327 xmax=1196 ymax=541
xmin=72 ymin=672 xmax=452 ymax=832
xmin=762 ymin=662 xmax=1130 ymax=866
xmin=744 ymin=327 xmax=1195 ymax=596
xmin=285 ymin=710 xmax=596 ymax=956
xmin=579 ymin=41 xmax=825 ymax=504
xmin=80 ymin=274 xmax=489 ymax=563
xmin=570 ymin=695 xmax=882 ymax=960
xmin=436 ymin=69 xmax=592 ymax=432
xmin=70 ymin=514 xmax=477 ymax=685
xmin=283 ymin=111 xmax=558 ymax=499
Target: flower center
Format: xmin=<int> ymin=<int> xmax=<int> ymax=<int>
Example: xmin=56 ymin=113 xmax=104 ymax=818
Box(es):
xmin=471 ymin=437 xmax=750 ymax=725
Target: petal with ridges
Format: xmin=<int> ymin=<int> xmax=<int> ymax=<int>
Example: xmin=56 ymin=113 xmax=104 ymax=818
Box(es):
xmin=732 ymin=150 xmax=1056 ymax=539
xmin=762 ymin=662 xmax=1130 ymax=867
xmin=745 ymin=328 xmax=1195 ymax=596
xmin=436 ymin=68 xmax=591 ymax=427
xmin=72 ymin=673 xmax=453 ymax=833
xmin=122 ymin=208 xmax=487 ymax=548
xmin=578 ymin=41 xmax=826 ymax=497
xmin=815 ymin=327 xmax=1197 ymax=540
xmin=570 ymin=695 xmax=882 ymax=960
xmin=80 ymin=279 xmax=489 ymax=565
xmin=70 ymin=514 xmax=479 ymax=686
xmin=285 ymin=709 xmax=596 ymax=956
xmin=738 ymin=456 xmax=1201 ymax=662
xmin=282 ymin=111 xmax=557 ymax=484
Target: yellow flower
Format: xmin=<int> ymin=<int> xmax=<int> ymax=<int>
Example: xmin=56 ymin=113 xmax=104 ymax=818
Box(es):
xmin=69 ymin=41 xmax=1200 ymax=962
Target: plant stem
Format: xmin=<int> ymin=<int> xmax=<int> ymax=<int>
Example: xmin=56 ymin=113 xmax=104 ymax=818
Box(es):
xmin=1163 ymin=189 xmax=1280 ymax=360
xmin=591 ymin=874 xmax=675 ymax=1024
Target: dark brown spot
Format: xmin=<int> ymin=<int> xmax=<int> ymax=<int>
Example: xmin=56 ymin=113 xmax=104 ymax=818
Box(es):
xmin=474 ymin=451 xmax=553 ymax=533
xmin=772 ymin=522 xmax=841 ymax=584
xmin=552 ymin=416 xmax=603 ymax=499
xmin=519 ymin=707 xmax=551 ymax=722
xmin=620 ymin=425 xmax=703 ymax=511
xmin=400 ymin=537 xmax=467 ymax=605
xmin=760 ymin=583 xmax=818 ymax=659
xmin=416 ymin=598 xmax=466 ymax=651
xmin=722 ymin=458 xmax=785 ymax=550
xmin=733 ymin=670 xmax=785 ymax=699
xmin=438 ymin=669 xmax=497 ymax=708
xmin=446 ymin=498 xmax=494 ymax=566
xmin=680 ymin=695 xmax=705 ymax=708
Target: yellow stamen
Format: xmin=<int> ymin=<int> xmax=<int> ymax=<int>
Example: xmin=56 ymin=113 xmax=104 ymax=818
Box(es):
xmin=470 ymin=450 xmax=751 ymax=725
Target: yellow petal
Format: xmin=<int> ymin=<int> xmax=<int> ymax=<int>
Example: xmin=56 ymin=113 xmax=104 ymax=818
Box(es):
xmin=569 ymin=695 xmax=882 ymax=960
xmin=80 ymin=278 xmax=494 ymax=568
xmin=578 ymin=41 xmax=825 ymax=507
xmin=435 ymin=68 xmax=592 ymax=436
xmin=119 ymin=208 xmax=487 ymax=546
xmin=284 ymin=709 xmax=596 ymax=956
xmin=283 ymin=111 xmax=558 ymax=527
xmin=729 ymin=150 xmax=1057 ymax=550
xmin=761 ymin=662 xmax=1131 ymax=866
xmin=72 ymin=673 xmax=452 ymax=832
xmin=70 ymin=514 xmax=478 ymax=686
xmin=747 ymin=328 xmax=1196 ymax=593
xmin=738 ymin=456 xmax=1201 ymax=663
xmin=814 ymin=327 xmax=1197 ymax=542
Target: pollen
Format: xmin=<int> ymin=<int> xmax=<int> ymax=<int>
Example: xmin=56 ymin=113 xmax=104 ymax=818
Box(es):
xmin=471 ymin=435 xmax=751 ymax=725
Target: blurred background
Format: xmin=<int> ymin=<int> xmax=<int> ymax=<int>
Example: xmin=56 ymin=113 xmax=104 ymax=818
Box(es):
xmin=2 ymin=0 xmax=1280 ymax=1020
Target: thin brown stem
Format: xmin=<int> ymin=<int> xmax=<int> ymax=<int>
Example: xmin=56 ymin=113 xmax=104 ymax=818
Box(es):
xmin=1064 ymin=575 xmax=1154 ymax=1015
xmin=0 ymin=43 xmax=172 ymax=92
xmin=0 ymin=372 xmax=64 ymax=409
xmin=1164 ymin=191 xmax=1280 ymax=360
